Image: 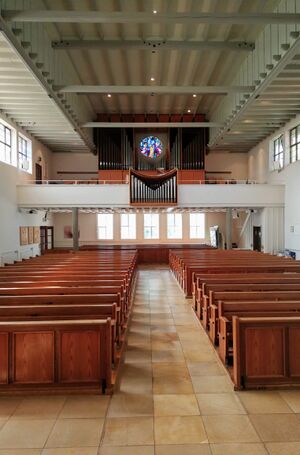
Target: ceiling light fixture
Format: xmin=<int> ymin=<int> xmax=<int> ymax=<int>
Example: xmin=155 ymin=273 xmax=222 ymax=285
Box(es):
xmin=193 ymin=94 xmax=197 ymax=98
xmin=150 ymin=77 xmax=155 ymax=81
xmin=107 ymin=93 xmax=111 ymax=98
xmin=153 ymin=10 xmax=157 ymax=14
xmin=187 ymin=109 xmax=191 ymax=113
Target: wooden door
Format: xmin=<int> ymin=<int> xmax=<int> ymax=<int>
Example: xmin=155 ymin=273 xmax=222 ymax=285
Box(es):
xmin=35 ymin=163 xmax=42 ymax=184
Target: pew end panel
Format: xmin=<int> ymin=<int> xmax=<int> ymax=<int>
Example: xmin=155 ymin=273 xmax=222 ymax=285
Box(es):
xmin=0 ymin=319 xmax=113 ymax=395
xmin=233 ymin=316 xmax=300 ymax=390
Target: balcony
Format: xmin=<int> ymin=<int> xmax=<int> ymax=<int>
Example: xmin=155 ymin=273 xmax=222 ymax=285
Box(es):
xmin=16 ymin=180 xmax=284 ymax=210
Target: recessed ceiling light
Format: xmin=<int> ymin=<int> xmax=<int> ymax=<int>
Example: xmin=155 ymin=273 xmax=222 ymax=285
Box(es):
xmin=193 ymin=94 xmax=197 ymax=98
xmin=153 ymin=10 xmax=157 ymax=14
xmin=107 ymin=93 xmax=111 ymax=98
xmin=187 ymin=109 xmax=191 ymax=113
xmin=150 ymin=77 xmax=155 ymax=81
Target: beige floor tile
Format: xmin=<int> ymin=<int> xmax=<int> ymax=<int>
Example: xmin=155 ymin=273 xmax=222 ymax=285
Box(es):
xmin=171 ymin=306 xmax=193 ymax=314
xmin=210 ymin=443 xmax=268 ymax=455
xmin=203 ymin=415 xmax=259 ymax=443
xmin=42 ymin=449 xmax=98 ymax=455
xmin=191 ymin=376 xmax=233 ymax=393
xmin=46 ymin=419 xmax=104 ymax=448
xmin=238 ymin=391 xmax=292 ymax=414
xmin=108 ymin=392 xmax=153 ymax=417
xmin=188 ymin=362 xmax=225 ymax=377
xmin=155 ymin=444 xmax=211 ymax=455
xmin=118 ymin=363 xmax=153 ymax=394
xmin=124 ymin=344 xmax=152 ymax=363
xmin=153 ymin=363 xmax=194 ymax=394
xmin=0 ymin=420 xmax=55 ymax=449
xmin=151 ymin=340 xmax=182 ymax=351
xmin=11 ymin=397 xmax=65 ymax=420
xmin=250 ymin=414 xmax=300 ymax=442
xmin=182 ymin=349 xmax=216 ymax=362
xmin=265 ymin=442 xmax=300 ymax=455
xmin=154 ymin=416 xmax=208 ymax=444
xmin=151 ymin=332 xmax=179 ymax=343
xmin=0 ymin=450 xmax=41 ymax=455
xmin=102 ymin=417 xmax=154 ymax=446
xmin=59 ymin=395 xmax=110 ymax=419
xmin=0 ymin=398 xmax=22 ymax=420
xmin=279 ymin=391 xmax=300 ymax=412
xmin=99 ymin=446 xmax=154 ymax=455
xmin=152 ymin=349 xmax=185 ymax=363
xmin=197 ymin=393 xmax=246 ymax=415
xmin=0 ymin=422 xmax=7 ymax=433
xmin=151 ymin=325 xmax=177 ymax=334
xmin=154 ymin=394 xmax=200 ymax=416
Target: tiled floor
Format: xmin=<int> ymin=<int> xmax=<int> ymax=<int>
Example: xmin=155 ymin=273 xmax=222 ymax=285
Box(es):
xmin=1 ymin=265 xmax=300 ymax=454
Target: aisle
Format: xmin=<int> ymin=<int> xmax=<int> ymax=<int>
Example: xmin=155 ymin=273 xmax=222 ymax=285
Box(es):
xmin=99 ymin=266 xmax=283 ymax=454
xmin=0 ymin=266 xmax=299 ymax=454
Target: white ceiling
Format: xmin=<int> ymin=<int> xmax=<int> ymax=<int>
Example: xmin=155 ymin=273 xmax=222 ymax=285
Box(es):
xmin=42 ymin=0 xmax=280 ymax=117
xmin=3 ymin=0 xmax=299 ymax=155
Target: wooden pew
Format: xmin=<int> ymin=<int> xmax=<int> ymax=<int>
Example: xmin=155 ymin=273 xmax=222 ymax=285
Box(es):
xmin=0 ymin=303 xmax=118 ymax=365
xmin=233 ymin=316 xmax=300 ymax=389
xmin=0 ymin=319 xmax=112 ymax=394
xmin=217 ymin=300 xmax=300 ymax=364
xmin=203 ymin=289 xmax=300 ymax=331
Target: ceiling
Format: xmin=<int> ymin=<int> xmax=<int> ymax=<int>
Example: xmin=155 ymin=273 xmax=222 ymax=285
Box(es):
xmin=41 ymin=0 xmax=280 ymax=117
xmin=3 ymin=0 xmax=300 ymax=155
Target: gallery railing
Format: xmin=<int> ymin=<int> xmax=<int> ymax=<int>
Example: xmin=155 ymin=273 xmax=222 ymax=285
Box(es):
xmin=129 ymin=169 xmax=178 ymax=205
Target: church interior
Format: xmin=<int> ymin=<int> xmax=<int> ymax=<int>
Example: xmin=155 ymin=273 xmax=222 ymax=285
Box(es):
xmin=1 ymin=1 xmax=300 ymax=454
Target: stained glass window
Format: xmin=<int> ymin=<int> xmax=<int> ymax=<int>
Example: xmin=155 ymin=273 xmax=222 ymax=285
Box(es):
xmin=140 ymin=136 xmax=163 ymax=159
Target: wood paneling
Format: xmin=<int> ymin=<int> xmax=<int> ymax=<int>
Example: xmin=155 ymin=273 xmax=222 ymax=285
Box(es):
xmin=60 ymin=331 xmax=100 ymax=382
xmin=245 ymin=327 xmax=285 ymax=377
xmin=14 ymin=332 xmax=54 ymax=383
xmin=289 ymin=327 xmax=300 ymax=377
xmin=0 ymin=334 xmax=8 ymax=384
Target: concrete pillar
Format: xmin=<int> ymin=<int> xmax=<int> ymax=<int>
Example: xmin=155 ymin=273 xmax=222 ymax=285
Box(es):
xmin=72 ymin=208 xmax=79 ymax=251
xmin=226 ymin=208 xmax=232 ymax=250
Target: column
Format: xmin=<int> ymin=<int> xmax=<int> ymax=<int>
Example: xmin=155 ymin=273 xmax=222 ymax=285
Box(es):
xmin=226 ymin=208 xmax=232 ymax=250
xmin=72 ymin=207 xmax=79 ymax=251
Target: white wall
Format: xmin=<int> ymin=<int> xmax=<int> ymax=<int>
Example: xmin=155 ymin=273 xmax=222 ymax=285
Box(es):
xmin=0 ymin=114 xmax=53 ymax=265
xmin=51 ymin=152 xmax=98 ymax=180
xmin=206 ymin=151 xmax=248 ymax=180
xmin=53 ymin=211 xmax=243 ymax=248
xmin=248 ymin=114 xmax=300 ymax=257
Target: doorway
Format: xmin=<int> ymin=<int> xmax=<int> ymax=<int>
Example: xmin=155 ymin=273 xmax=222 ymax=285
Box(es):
xmin=35 ymin=163 xmax=42 ymax=184
xmin=253 ymin=226 xmax=262 ymax=252
xmin=40 ymin=226 xmax=54 ymax=254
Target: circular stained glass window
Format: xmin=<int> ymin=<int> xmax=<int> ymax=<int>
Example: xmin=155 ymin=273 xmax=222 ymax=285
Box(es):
xmin=140 ymin=136 xmax=163 ymax=159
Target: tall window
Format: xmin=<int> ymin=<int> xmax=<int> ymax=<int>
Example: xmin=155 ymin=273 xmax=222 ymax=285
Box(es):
xmin=190 ymin=213 xmax=205 ymax=239
xmin=290 ymin=125 xmax=300 ymax=163
xmin=273 ymin=135 xmax=284 ymax=169
xmin=0 ymin=122 xmax=12 ymax=165
xmin=121 ymin=214 xmax=136 ymax=239
xmin=18 ymin=134 xmax=32 ymax=173
xmin=144 ymin=214 xmax=159 ymax=239
xmin=97 ymin=214 xmax=113 ymax=240
xmin=167 ymin=213 xmax=182 ymax=239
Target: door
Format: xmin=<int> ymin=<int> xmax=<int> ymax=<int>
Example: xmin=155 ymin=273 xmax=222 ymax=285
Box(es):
xmin=35 ymin=163 xmax=42 ymax=184
xmin=253 ymin=226 xmax=262 ymax=252
xmin=40 ymin=226 xmax=54 ymax=254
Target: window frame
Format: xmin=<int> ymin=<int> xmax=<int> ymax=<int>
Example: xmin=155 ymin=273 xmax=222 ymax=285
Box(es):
xmin=0 ymin=122 xmax=12 ymax=165
xmin=120 ymin=213 xmax=136 ymax=240
xmin=18 ymin=133 xmax=32 ymax=173
xmin=167 ymin=213 xmax=183 ymax=239
xmin=289 ymin=125 xmax=300 ymax=164
xmin=189 ymin=213 xmax=205 ymax=239
xmin=143 ymin=213 xmax=159 ymax=240
xmin=97 ymin=213 xmax=114 ymax=240
xmin=273 ymin=134 xmax=284 ymax=169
